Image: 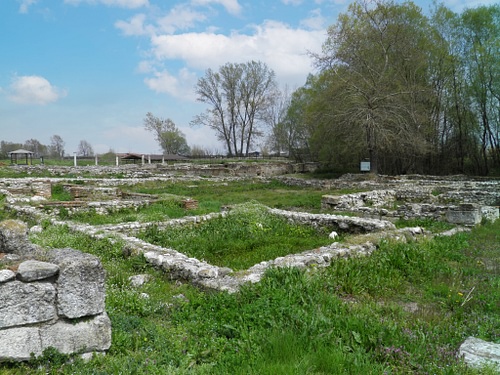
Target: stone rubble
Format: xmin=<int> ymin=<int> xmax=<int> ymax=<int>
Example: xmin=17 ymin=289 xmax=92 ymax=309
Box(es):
xmin=4 ymin=172 xmax=498 ymax=295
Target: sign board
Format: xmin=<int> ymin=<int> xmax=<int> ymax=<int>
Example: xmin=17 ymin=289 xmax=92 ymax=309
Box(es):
xmin=360 ymin=161 xmax=371 ymax=172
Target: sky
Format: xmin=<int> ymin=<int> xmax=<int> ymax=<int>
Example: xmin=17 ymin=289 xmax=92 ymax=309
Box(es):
xmin=0 ymin=0 xmax=496 ymax=156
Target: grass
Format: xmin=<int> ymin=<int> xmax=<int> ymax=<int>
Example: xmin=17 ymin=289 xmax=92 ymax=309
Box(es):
xmin=2 ymin=173 xmax=499 ymax=374
xmin=0 ymin=218 xmax=496 ymax=374
xmin=395 ymin=217 xmax=456 ymax=233
xmin=124 ymin=179 xmax=363 ymax=212
xmin=137 ymin=203 xmax=334 ymax=270
xmin=50 ymin=179 xmax=365 ymax=225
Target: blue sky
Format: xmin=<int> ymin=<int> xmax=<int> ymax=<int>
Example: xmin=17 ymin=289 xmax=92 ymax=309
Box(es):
xmin=0 ymin=0 xmax=495 ymax=155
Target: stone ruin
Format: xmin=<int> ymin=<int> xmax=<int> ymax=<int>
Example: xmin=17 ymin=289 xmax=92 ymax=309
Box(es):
xmin=0 ymin=220 xmax=111 ymax=362
xmin=1 ymin=170 xmax=499 ymax=367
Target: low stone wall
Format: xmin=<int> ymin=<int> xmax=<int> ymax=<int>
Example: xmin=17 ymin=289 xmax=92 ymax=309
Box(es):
xmin=321 ymin=186 xmax=500 ymax=225
xmin=0 ymin=220 xmax=111 ymax=362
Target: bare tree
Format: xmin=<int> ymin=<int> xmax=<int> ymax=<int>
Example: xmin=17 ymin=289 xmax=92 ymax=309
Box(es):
xmin=78 ymin=140 xmax=94 ymax=157
xmin=24 ymin=139 xmax=47 ymax=157
xmin=191 ymin=61 xmax=277 ymax=156
xmin=263 ymin=85 xmax=292 ymax=155
xmin=49 ymin=135 xmax=65 ymax=158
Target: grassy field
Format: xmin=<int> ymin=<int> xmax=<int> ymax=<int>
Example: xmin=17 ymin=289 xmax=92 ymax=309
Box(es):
xmin=0 ymin=176 xmax=499 ymax=374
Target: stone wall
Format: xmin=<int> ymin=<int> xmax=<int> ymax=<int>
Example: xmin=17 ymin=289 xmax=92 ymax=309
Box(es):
xmin=0 ymin=220 xmax=111 ymax=362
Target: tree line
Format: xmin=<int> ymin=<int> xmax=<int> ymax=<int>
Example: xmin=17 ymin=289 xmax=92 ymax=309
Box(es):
xmin=171 ymin=0 xmax=499 ymax=175
xmin=4 ymin=0 xmax=498 ymax=175
xmin=0 ymin=136 xmax=95 ymax=160
xmin=283 ymin=0 xmax=500 ymax=175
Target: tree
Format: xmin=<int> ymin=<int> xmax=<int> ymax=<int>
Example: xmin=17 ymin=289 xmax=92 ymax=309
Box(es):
xmin=49 ymin=135 xmax=65 ymax=158
xmin=263 ymin=85 xmax=292 ymax=155
xmin=143 ymin=112 xmax=190 ymax=155
xmin=0 ymin=141 xmax=23 ymax=159
xmin=191 ymin=60 xmax=277 ymax=156
xmin=78 ymin=140 xmax=94 ymax=157
xmin=24 ymin=139 xmax=47 ymax=157
xmin=460 ymin=5 xmax=500 ymax=174
xmin=314 ymin=0 xmax=435 ymax=174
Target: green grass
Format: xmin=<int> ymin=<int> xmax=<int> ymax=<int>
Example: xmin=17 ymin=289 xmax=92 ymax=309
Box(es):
xmin=50 ymin=184 xmax=73 ymax=201
xmin=124 ymin=179 xmax=362 ymax=212
xmin=137 ymin=203 xmax=334 ymax=270
xmin=395 ymin=217 xmax=456 ymax=233
xmin=60 ymin=199 xmax=214 ymax=225
xmin=2 ymin=219 xmax=498 ymax=374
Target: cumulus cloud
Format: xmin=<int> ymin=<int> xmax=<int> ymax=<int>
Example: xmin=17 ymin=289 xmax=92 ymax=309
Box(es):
xmin=156 ymin=4 xmax=208 ymax=34
xmin=149 ymin=20 xmax=324 ymax=87
xmin=64 ymin=0 xmax=149 ymax=8
xmin=18 ymin=0 xmax=38 ymax=13
xmin=7 ymin=75 xmax=67 ymax=105
xmin=144 ymin=68 xmax=198 ymax=100
xmin=115 ymin=13 xmax=151 ymax=36
xmin=191 ymin=0 xmax=242 ymax=15
xmin=300 ymin=8 xmax=326 ymax=30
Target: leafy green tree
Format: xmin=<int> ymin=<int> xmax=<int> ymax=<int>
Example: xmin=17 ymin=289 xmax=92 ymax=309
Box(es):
xmin=192 ymin=61 xmax=277 ymax=156
xmin=144 ymin=112 xmax=190 ymax=155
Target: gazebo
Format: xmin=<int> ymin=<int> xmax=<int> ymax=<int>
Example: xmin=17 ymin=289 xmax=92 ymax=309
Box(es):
xmin=9 ymin=149 xmax=34 ymax=165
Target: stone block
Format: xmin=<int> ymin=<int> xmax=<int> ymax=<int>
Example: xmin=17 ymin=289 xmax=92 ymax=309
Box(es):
xmin=0 ymin=326 xmax=42 ymax=362
xmin=0 ymin=281 xmax=57 ymax=329
xmin=0 ymin=220 xmax=32 ymax=256
xmin=40 ymin=313 xmax=112 ymax=355
xmin=47 ymin=248 xmax=105 ymax=319
xmin=459 ymin=337 xmax=500 ymax=370
xmin=17 ymin=260 xmax=59 ymax=282
xmin=321 ymin=195 xmax=341 ymax=209
xmin=446 ymin=204 xmax=482 ymax=226
xmin=0 ymin=313 xmax=112 ymax=362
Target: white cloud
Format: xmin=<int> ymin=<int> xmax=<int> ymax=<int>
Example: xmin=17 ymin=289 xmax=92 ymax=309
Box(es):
xmin=300 ymin=8 xmax=326 ymax=30
xmin=144 ymin=68 xmax=197 ymax=100
xmin=115 ymin=5 xmax=207 ymax=37
xmin=149 ymin=20 xmax=324 ymax=89
xmin=191 ymin=0 xmax=242 ymax=15
xmin=156 ymin=4 xmax=208 ymax=34
xmin=18 ymin=0 xmax=38 ymax=13
xmin=64 ymin=0 xmax=149 ymax=8
xmin=282 ymin=0 xmax=302 ymax=5
xmin=7 ymin=75 xmax=67 ymax=105
xmin=115 ymin=13 xmax=152 ymax=36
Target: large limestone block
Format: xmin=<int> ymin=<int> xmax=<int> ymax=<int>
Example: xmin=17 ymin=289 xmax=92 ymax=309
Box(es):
xmin=0 ymin=326 xmax=42 ymax=361
xmin=446 ymin=204 xmax=482 ymax=226
xmin=0 ymin=281 xmax=57 ymax=329
xmin=17 ymin=260 xmax=59 ymax=282
xmin=47 ymin=248 xmax=106 ymax=319
xmin=0 ymin=313 xmax=112 ymax=362
xmin=459 ymin=337 xmax=500 ymax=370
xmin=0 ymin=220 xmax=33 ymax=256
xmin=40 ymin=313 xmax=112 ymax=354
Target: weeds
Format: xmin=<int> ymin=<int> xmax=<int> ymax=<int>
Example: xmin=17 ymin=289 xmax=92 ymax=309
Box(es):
xmin=3 ymin=218 xmax=496 ymax=374
xmin=137 ymin=203 xmax=333 ymax=270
